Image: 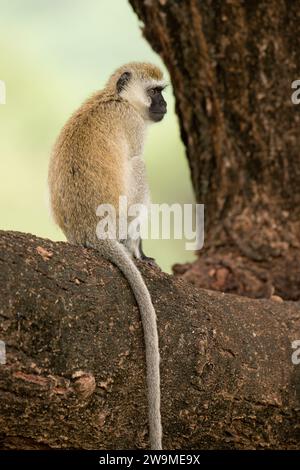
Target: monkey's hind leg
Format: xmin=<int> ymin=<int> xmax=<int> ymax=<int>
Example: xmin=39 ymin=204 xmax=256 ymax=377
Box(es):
xmin=120 ymin=236 xmax=158 ymax=267
xmin=138 ymin=238 xmax=158 ymax=267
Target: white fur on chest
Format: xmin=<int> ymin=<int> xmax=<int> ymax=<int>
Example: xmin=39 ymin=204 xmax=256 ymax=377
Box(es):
xmin=129 ymin=155 xmax=150 ymax=207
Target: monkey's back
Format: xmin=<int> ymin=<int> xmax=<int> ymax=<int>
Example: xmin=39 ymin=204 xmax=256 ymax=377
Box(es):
xmin=48 ymin=93 xmax=130 ymax=245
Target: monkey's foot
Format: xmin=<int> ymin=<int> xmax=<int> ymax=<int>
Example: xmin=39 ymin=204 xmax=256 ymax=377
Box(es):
xmin=140 ymin=254 xmax=159 ymax=268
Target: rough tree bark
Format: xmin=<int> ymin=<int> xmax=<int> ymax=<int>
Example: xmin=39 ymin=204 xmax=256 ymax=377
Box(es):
xmin=0 ymin=231 xmax=299 ymax=449
xmin=129 ymin=0 xmax=300 ymax=300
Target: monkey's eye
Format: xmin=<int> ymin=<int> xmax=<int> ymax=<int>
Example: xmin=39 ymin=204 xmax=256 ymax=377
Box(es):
xmin=148 ymin=88 xmax=157 ymax=96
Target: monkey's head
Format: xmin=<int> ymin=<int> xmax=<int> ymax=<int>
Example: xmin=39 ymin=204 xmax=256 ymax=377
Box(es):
xmin=108 ymin=62 xmax=167 ymax=123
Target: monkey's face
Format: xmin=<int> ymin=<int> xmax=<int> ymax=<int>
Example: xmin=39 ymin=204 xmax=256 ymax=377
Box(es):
xmin=116 ymin=67 xmax=167 ymax=123
xmin=147 ymin=87 xmax=167 ymax=122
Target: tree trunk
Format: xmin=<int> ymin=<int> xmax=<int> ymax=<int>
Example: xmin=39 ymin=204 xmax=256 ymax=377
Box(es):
xmin=0 ymin=231 xmax=299 ymax=449
xmin=129 ymin=0 xmax=300 ymax=300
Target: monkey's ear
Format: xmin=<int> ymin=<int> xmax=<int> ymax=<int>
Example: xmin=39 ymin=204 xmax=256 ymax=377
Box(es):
xmin=116 ymin=71 xmax=132 ymax=94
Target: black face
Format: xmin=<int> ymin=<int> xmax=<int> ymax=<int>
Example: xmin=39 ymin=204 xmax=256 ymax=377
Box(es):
xmin=148 ymin=87 xmax=167 ymax=122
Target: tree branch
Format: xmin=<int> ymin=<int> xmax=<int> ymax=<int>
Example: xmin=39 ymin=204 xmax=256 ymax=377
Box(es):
xmin=0 ymin=231 xmax=299 ymax=449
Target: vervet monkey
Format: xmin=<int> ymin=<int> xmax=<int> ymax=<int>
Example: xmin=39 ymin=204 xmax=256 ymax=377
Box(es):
xmin=48 ymin=63 xmax=167 ymax=449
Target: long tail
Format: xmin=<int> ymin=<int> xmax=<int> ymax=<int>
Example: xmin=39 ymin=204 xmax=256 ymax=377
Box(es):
xmin=95 ymin=239 xmax=162 ymax=450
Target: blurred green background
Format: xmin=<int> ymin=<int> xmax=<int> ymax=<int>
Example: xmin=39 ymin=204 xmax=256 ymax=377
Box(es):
xmin=0 ymin=0 xmax=195 ymax=272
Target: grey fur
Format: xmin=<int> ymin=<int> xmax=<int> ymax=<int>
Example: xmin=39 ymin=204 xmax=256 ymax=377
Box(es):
xmin=87 ymin=239 xmax=162 ymax=450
